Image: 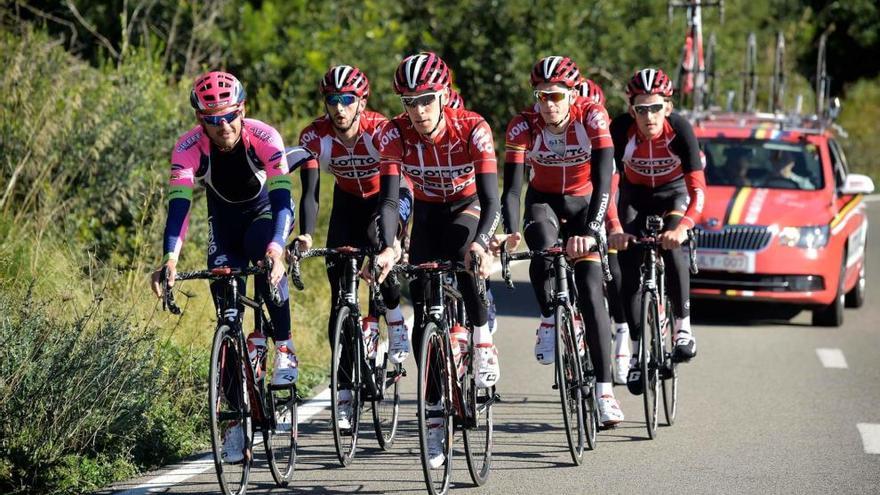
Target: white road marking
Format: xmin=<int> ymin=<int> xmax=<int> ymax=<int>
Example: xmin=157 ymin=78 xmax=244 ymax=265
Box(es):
xmin=816 ymin=348 xmax=848 ymax=369
xmin=857 ymin=424 xmax=880 ymax=454
xmin=117 ymin=259 xmax=524 ymax=493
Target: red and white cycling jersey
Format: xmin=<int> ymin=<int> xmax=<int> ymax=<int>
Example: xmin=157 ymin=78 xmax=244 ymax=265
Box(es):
xmin=505 ymin=99 xmax=613 ymax=196
xmin=617 ymin=117 xmax=688 ymax=189
xmin=298 ymin=110 xmax=387 ymax=198
xmin=378 ymin=106 xmax=496 ymax=203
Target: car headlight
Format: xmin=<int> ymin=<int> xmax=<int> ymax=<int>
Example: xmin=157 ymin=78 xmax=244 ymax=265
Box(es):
xmin=778 ymin=225 xmax=830 ymax=248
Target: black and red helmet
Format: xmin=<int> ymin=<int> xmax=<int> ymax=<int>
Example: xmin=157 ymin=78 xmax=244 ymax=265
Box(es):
xmin=578 ymin=78 xmax=606 ymax=105
xmin=320 ymin=65 xmax=369 ymax=97
xmin=530 ymin=56 xmax=581 ymax=88
xmin=393 ymin=52 xmax=450 ymax=94
xmin=625 ymin=68 xmax=674 ymax=100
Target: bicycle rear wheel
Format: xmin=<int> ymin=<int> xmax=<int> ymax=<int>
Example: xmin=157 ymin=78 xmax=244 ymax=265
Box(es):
xmin=579 ymin=323 xmax=598 ymax=451
xmin=371 ymin=350 xmax=401 ymax=450
xmin=330 ymin=306 xmax=362 ymax=466
xmin=417 ymin=322 xmax=453 ymax=495
xmin=265 ymin=384 xmax=297 ymax=486
xmin=462 ymin=350 xmax=494 ymax=486
xmin=660 ymin=294 xmax=678 ymax=426
xmin=209 ymin=324 xmax=252 ymax=495
xmin=555 ymin=304 xmax=585 ymax=465
xmin=640 ymin=292 xmax=660 ymax=439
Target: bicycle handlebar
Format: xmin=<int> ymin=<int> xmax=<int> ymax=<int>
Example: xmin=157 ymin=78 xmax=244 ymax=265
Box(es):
xmin=285 ymin=245 xmax=380 ymax=291
xmin=630 ymin=230 xmax=699 ymax=275
xmin=162 ymin=259 xmax=282 ymax=315
xmin=500 ymin=239 xmax=610 ymax=290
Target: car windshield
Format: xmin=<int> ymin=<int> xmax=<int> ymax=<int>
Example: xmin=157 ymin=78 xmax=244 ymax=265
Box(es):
xmin=700 ymin=139 xmax=823 ymax=190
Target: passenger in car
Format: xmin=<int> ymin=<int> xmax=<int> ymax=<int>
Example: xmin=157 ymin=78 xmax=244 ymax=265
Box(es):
xmin=765 ymin=149 xmax=814 ymax=189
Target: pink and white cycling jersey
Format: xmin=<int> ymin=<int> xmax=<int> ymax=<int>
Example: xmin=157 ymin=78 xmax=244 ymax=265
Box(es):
xmin=164 ymin=118 xmax=292 ymax=260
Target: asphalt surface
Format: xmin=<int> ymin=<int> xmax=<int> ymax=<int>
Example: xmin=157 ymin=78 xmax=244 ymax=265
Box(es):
xmin=105 ymin=201 xmax=880 ymax=495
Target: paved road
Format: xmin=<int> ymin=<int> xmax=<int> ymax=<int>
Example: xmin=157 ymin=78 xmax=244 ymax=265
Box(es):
xmin=106 ymin=202 xmax=880 ymax=495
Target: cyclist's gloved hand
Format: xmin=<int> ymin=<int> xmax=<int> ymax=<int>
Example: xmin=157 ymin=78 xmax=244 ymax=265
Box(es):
xmin=489 ymin=232 xmax=521 ymax=255
xmin=294 ymin=233 xmax=313 ymax=252
xmin=608 ymin=230 xmax=636 ymax=251
xmin=465 ymin=242 xmax=494 ymax=279
xmin=265 ymin=249 xmax=286 ymax=287
xmin=374 ymin=247 xmax=397 ymax=283
xmin=151 ymin=259 xmax=177 ymax=298
xmin=659 ymin=224 xmax=689 ymax=250
xmin=566 ymin=235 xmax=597 ymax=260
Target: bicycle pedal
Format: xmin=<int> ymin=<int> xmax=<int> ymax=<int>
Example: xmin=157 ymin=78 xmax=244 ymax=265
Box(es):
xmin=268 ymin=382 xmax=297 ymax=393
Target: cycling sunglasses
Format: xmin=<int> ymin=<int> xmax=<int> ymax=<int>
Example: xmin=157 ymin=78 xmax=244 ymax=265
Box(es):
xmin=534 ymin=90 xmax=568 ymax=103
xmin=400 ymin=91 xmax=442 ymax=108
xmin=199 ymin=108 xmax=242 ymax=127
xmin=325 ymin=93 xmax=358 ymax=106
xmin=633 ymin=103 xmax=666 ymax=115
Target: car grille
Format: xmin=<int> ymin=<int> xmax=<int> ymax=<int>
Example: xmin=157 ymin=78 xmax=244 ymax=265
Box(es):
xmin=695 ymin=225 xmax=772 ymax=251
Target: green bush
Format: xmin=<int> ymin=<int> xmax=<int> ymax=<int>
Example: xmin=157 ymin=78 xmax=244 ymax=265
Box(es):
xmin=839 ymin=76 xmax=880 ymax=182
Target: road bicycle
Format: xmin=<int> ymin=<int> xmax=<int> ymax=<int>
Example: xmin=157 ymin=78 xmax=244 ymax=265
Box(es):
xmin=288 ymin=246 xmax=403 ymax=466
xmin=161 ymin=261 xmax=297 ymax=495
xmin=394 ymin=256 xmax=497 ymax=495
xmin=628 ymin=216 xmax=698 ymax=439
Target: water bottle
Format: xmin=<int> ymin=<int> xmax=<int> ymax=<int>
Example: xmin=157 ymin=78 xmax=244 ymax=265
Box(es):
xmin=246 ymin=331 xmax=267 ymax=379
xmin=450 ymin=324 xmax=469 ymax=378
xmin=573 ymin=313 xmax=586 ymax=357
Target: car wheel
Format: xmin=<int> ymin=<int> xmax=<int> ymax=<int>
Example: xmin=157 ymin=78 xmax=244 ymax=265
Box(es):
xmin=812 ymin=253 xmax=846 ymax=327
xmin=845 ymin=246 xmax=866 ymax=309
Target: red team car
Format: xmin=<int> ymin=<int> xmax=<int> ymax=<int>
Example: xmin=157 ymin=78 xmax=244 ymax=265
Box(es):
xmin=689 ymin=112 xmax=874 ymax=326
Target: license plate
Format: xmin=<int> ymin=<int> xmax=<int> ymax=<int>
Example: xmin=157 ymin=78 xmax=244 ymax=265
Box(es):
xmin=696 ymin=251 xmax=755 ymax=273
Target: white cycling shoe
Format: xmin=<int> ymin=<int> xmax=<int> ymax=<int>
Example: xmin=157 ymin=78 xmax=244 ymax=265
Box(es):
xmin=387 ymin=319 xmax=410 ymax=364
xmin=534 ymin=321 xmax=555 ymax=365
xmin=474 ymin=343 xmax=500 ymax=388
xmin=336 ymin=389 xmax=353 ymax=430
xmin=271 ymin=340 xmax=298 ymax=387
xmin=221 ymin=423 xmax=245 ymax=464
xmin=426 ymin=402 xmax=447 ymax=468
xmin=598 ymin=395 xmax=625 ymax=427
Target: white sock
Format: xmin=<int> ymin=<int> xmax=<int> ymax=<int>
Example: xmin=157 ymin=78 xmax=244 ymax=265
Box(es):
xmin=540 ymin=314 xmax=554 ymax=326
xmin=597 ymin=382 xmax=614 ymax=397
xmin=675 ymin=317 xmax=692 ymax=335
xmin=614 ymin=323 xmax=630 ymax=356
xmin=473 ymin=323 xmax=492 ymax=345
xmin=386 ymin=305 xmax=404 ymax=323
xmin=275 ymin=338 xmax=294 ymax=350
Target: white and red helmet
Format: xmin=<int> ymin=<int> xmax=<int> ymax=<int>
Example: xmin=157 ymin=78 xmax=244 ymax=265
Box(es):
xmin=320 ymin=65 xmax=370 ymax=97
xmin=190 ymin=71 xmax=246 ymax=110
xmin=530 ymin=56 xmax=581 ymax=88
xmin=393 ymin=52 xmax=450 ymax=94
xmin=625 ymin=68 xmax=674 ymax=101
xmin=446 ymin=88 xmax=465 ymax=109
xmin=578 ymin=78 xmax=606 ymax=105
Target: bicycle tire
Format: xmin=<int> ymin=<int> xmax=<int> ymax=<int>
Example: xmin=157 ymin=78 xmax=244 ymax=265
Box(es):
xmin=578 ymin=313 xmax=598 ymax=451
xmin=371 ymin=351 xmax=401 ymax=450
xmin=417 ymin=322 xmax=453 ymax=495
xmin=265 ymin=384 xmax=297 ymax=486
xmin=660 ymin=294 xmax=679 ymax=426
xmin=209 ymin=324 xmax=252 ymax=495
xmin=330 ymin=306 xmax=362 ymax=466
xmin=640 ymin=292 xmax=660 ymax=439
xmin=555 ymin=304 xmax=585 ymax=464
xmin=462 ymin=342 xmax=493 ymax=486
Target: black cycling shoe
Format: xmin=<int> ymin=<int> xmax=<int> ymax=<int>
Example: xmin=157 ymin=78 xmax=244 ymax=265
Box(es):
xmin=672 ymin=336 xmax=697 ymax=363
xmin=626 ymin=364 xmax=643 ymax=395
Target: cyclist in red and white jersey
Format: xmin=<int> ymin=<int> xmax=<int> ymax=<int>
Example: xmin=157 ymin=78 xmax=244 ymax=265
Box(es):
xmin=498 ymin=56 xmax=623 ymax=426
xmin=294 ymin=65 xmax=413 ymax=430
xmin=578 ymin=77 xmax=606 ymax=105
xmin=608 ymin=68 xmax=706 ymax=394
xmin=373 ymin=52 xmax=501 ymax=468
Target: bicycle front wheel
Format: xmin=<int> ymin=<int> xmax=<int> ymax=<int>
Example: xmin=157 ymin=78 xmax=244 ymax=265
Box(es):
xmin=462 ymin=358 xmax=494 ymax=486
xmin=555 ymin=304 xmax=585 ymax=465
xmin=417 ymin=322 xmax=453 ymax=495
xmin=330 ymin=306 xmax=362 ymax=466
xmin=371 ymin=354 xmax=401 ymax=450
xmin=209 ymin=324 xmax=252 ymax=495
xmin=265 ymin=384 xmax=297 ymax=486
xmin=640 ymin=291 xmax=660 ymax=439
xmin=578 ymin=318 xmax=598 ymax=451
xmin=660 ymin=294 xmax=679 ymax=426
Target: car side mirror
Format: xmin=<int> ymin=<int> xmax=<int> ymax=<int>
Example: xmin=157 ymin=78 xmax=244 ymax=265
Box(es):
xmin=840 ymin=173 xmax=875 ymax=195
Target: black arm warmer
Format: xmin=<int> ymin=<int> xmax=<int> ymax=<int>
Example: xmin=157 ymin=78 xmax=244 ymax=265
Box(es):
xmin=474 ymin=172 xmax=501 ymax=249
xmin=609 ymin=113 xmax=633 ymax=176
xmin=584 ymin=147 xmax=613 ymax=235
xmin=501 ymin=161 xmax=525 ymax=234
xmin=668 ymin=113 xmax=703 ymax=173
xmin=298 ymin=167 xmax=320 ymax=235
xmin=378 ymin=173 xmax=401 ymax=249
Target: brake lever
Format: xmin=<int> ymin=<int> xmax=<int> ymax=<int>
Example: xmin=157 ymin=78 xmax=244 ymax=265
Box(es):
xmin=500 ymin=243 xmax=514 ymax=290
xmin=369 ymin=256 xmax=387 ymax=314
xmin=287 ymin=244 xmax=305 ymax=291
xmin=264 ymin=256 xmax=285 ymax=307
xmin=470 ymin=251 xmax=489 ymax=307
xmin=161 ymin=266 xmax=181 ymax=315
xmin=686 ymin=229 xmax=699 ymax=275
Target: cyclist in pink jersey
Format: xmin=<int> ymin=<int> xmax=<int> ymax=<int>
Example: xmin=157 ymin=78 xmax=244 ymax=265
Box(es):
xmin=497 ymin=56 xmax=623 ymax=426
xmin=372 ymin=52 xmax=501 ymax=469
xmin=293 ymin=65 xmax=413 ymax=430
xmin=150 ymin=71 xmax=296 ymax=463
xmin=608 ymin=68 xmax=707 ymax=394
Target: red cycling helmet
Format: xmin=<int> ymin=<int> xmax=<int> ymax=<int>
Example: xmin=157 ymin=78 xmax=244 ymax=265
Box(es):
xmin=578 ymin=78 xmax=606 ymax=105
xmin=447 ymin=88 xmax=465 ymax=109
xmin=190 ymin=71 xmax=246 ymax=111
xmin=530 ymin=56 xmax=581 ymax=88
xmin=320 ymin=65 xmax=370 ymax=97
xmin=625 ymin=68 xmax=674 ymax=100
xmin=393 ymin=52 xmax=450 ymax=94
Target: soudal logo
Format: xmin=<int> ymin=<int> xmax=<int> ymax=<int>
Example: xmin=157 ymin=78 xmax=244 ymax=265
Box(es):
xmin=586 ymin=109 xmax=608 ymax=130
xmin=378 ymin=127 xmax=400 ymax=151
xmin=176 ymin=133 xmax=201 ymax=153
xmin=300 ymin=130 xmax=319 ymax=144
xmin=332 ymin=168 xmax=380 ymax=179
xmin=507 ymin=121 xmax=530 ymax=140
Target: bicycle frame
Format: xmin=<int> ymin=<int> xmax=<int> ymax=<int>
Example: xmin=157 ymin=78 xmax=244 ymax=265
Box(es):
xmin=670 ymin=0 xmax=724 ymax=112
